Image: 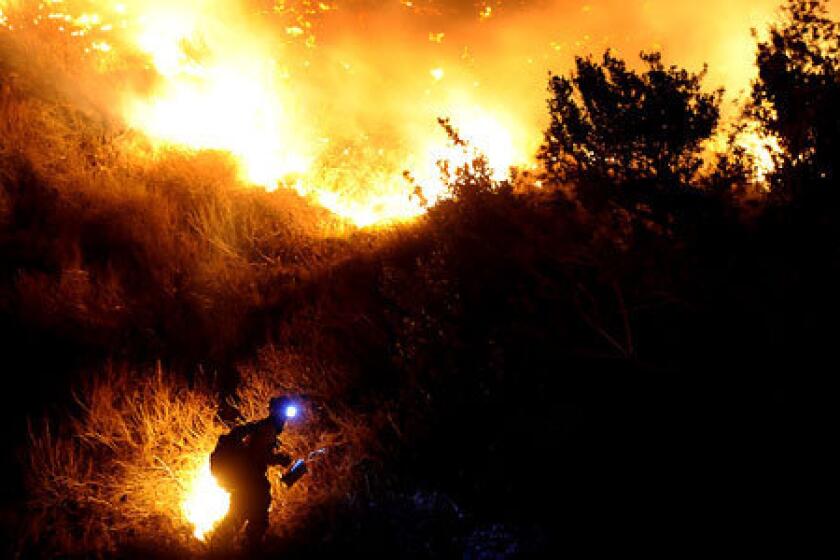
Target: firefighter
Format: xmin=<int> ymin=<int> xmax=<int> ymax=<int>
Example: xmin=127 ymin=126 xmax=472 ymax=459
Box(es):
xmin=210 ymin=396 xmax=298 ymax=548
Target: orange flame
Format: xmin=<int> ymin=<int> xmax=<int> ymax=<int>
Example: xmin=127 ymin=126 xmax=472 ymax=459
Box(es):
xmin=182 ymin=458 xmax=230 ymax=541
xmin=5 ymin=0 xmax=832 ymax=225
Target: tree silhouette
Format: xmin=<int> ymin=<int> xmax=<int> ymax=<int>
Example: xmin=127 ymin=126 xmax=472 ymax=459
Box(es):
xmin=539 ymin=51 xmax=722 ymax=219
xmin=750 ymin=0 xmax=840 ymax=204
xmin=540 ymin=51 xmax=721 ymax=186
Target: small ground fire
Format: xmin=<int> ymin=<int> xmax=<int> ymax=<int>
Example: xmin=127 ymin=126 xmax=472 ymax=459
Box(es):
xmin=182 ymin=459 xmax=230 ymax=541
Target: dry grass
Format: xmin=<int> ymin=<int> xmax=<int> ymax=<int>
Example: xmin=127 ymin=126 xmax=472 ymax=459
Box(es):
xmin=26 ymin=365 xmax=225 ymax=556
xmin=2 ymin=27 xmax=357 ymax=372
xmin=25 ymin=355 xmax=377 ymax=556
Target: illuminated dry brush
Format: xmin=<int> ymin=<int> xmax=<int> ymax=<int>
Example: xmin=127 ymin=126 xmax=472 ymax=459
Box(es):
xmin=24 ymin=359 xmax=371 ymax=555
xmin=25 ymin=366 xmax=228 ymax=554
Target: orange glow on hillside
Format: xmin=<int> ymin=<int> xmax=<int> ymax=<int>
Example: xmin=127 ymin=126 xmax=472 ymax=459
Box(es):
xmin=4 ymin=0 xmax=835 ymax=226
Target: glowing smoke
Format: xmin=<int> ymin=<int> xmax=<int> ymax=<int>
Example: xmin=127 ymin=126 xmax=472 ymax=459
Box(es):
xmin=3 ymin=1 xmax=837 ymax=225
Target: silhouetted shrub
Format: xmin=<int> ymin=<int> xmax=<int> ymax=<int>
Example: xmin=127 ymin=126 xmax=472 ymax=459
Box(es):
xmin=540 ymin=51 xmax=722 ymax=184
xmin=750 ymin=0 xmax=840 ymax=205
xmin=540 ymin=50 xmax=722 ymax=223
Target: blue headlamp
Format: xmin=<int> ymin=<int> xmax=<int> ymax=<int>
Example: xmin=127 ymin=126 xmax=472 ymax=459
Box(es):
xmin=270 ymin=396 xmax=300 ymax=425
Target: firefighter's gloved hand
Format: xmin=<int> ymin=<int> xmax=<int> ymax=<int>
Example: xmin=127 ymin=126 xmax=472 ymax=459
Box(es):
xmin=270 ymin=451 xmax=292 ymax=467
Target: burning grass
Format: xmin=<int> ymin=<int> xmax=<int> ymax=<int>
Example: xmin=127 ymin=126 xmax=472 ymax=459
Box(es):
xmin=1 ymin=46 xmax=355 ymax=375
xmin=26 ymin=366 xmax=225 ymax=555
xmin=24 ymin=358 xmax=374 ymax=556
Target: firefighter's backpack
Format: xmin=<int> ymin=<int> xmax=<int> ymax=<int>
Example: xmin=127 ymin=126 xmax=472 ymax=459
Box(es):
xmin=210 ymin=431 xmax=246 ymax=488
